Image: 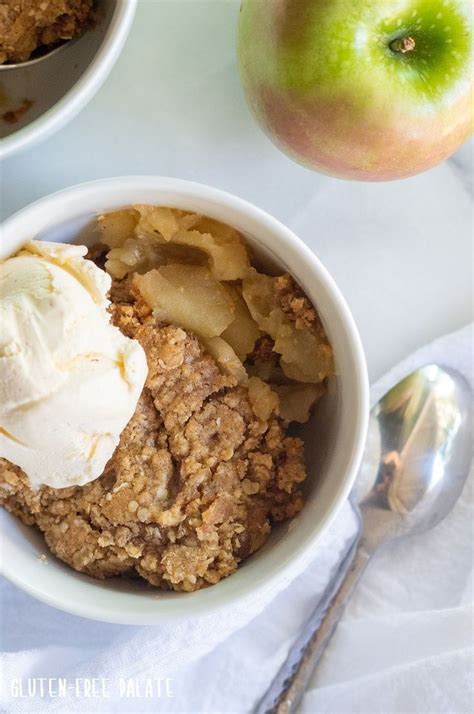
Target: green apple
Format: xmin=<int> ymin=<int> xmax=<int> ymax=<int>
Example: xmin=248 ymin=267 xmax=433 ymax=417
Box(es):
xmin=238 ymin=0 xmax=473 ymax=180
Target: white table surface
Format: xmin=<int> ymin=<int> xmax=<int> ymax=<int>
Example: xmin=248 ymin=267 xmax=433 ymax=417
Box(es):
xmin=1 ymin=0 xmax=473 ymax=379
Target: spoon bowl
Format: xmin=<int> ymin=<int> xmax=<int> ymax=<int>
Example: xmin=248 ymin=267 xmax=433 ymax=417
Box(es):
xmin=357 ymin=364 xmax=473 ymax=551
xmin=0 ymin=39 xmax=77 ymax=72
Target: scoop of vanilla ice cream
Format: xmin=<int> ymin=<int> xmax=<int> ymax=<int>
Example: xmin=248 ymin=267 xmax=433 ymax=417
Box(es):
xmin=0 ymin=241 xmax=148 ymax=490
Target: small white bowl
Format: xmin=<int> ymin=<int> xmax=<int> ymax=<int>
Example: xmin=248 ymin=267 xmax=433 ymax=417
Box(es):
xmin=0 ymin=1 xmax=136 ymax=160
xmin=0 ymin=177 xmax=369 ymax=624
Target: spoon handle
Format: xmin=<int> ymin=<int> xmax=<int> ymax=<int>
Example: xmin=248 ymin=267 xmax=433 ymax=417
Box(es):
xmin=255 ymin=537 xmax=372 ymax=714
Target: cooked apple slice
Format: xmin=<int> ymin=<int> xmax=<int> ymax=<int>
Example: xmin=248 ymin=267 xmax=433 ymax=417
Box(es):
xmin=204 ymin=337 xmax=247 ymax=383
xmin=273 ymin=383 xmax=325 ymax=423
xmin=98 ymin=209 xmax=140 ymax=248
xmin=277 ymin=330 xmax=334 ymax=383
xmin=134 ymin=205 xmax=180 ymax=241
xmin=177 ymin=212 xmax=202 ymax=231
xmin=133 ymin=264 xmax=235 ymax=339
xmin=243 ymin=268 xmax=334 ymax=384
xmin=242 ymin=268 xmax=282 ymax=334
xmin=221 ymin=285 xmax=261 ymax=360
xmin=105 ymin=236 xmax=160 ymax=279
xmin=248 ymin=377 xmax=279 ymax=420
xmin=169 ymin=229 xmax=249 ymax=281
xmin=105 ymin=236 xmax=208 ymax=279
xmin=193 ymin=216 xmax=243 ymax=245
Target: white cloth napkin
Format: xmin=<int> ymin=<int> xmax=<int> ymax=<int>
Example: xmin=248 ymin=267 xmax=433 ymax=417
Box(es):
xmin=1 ymin=323 xmax=472 ymax=714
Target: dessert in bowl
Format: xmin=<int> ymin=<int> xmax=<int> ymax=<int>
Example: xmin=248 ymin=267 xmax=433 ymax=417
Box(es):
xmin=0 ymin=177 xmax=368 ymax=623
xmin=0 ymin=0 xmax=136 ymax=158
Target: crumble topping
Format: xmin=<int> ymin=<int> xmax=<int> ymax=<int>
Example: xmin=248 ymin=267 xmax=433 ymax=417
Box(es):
xmin=274 ymin=273 xmax=319 ymax=330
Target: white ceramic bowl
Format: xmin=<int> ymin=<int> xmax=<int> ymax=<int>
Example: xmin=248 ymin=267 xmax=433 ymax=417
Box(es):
xmin=0 ymin=177 xmax=369 ymax=624
xmin=0 ymin=0 xmax=136 ymax=160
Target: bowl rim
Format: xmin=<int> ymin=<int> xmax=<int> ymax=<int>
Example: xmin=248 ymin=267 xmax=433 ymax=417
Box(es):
xmin=0 ymin=0 xmax=137 ymax=161
xmin=0 ymin=176 xmax=369 ymax=624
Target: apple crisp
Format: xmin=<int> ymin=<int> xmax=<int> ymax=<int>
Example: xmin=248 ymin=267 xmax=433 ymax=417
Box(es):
xmin=0 ymin=207 xmax=334 ymax=592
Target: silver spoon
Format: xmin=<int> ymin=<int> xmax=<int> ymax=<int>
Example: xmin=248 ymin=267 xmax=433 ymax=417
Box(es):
xmin=257 ymin=364 xmax=473 ymax=714
xmin=0 ymin=39 xmax=77 ymax=72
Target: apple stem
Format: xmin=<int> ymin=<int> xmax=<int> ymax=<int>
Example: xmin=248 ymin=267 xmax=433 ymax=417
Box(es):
xmin=390 ymin=36 xmax=416 ymax=54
